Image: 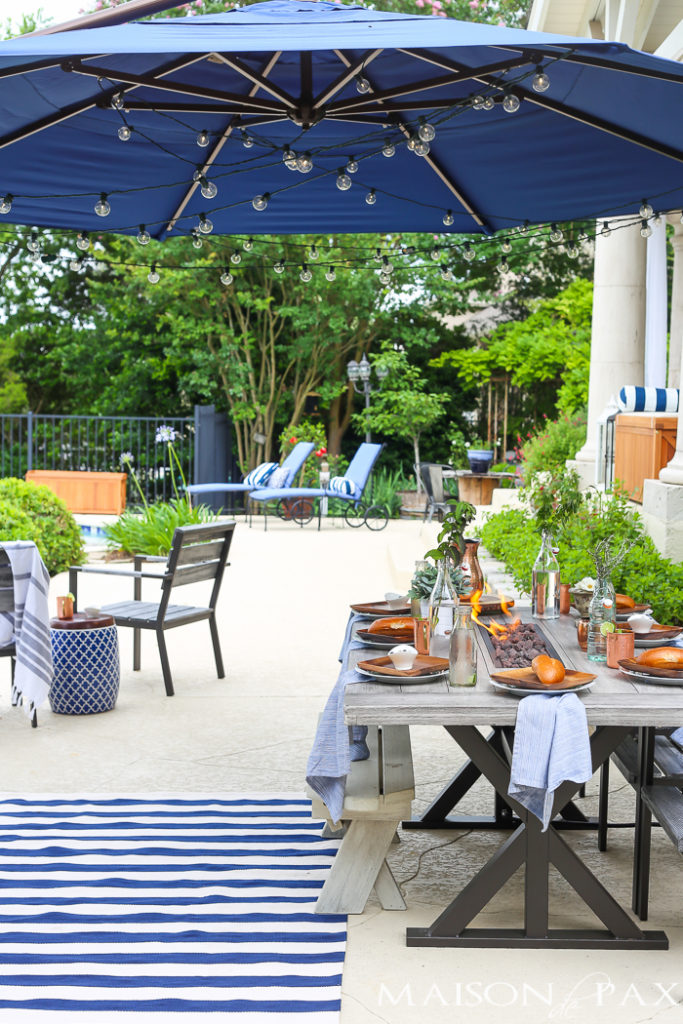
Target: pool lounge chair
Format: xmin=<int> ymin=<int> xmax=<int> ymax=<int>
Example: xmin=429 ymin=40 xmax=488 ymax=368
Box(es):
xmin=187 ymin=441 xmax=315 ymax=510
xmin=249 ymin=442 xmax=388 ymax=530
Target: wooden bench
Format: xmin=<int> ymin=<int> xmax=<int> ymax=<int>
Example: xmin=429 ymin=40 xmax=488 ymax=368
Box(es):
xmin=309 ymin=724 xmax=414 ymax=915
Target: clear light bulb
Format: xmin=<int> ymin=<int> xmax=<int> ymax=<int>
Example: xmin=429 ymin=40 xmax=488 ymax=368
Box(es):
xmin=414 ymin=140 xmax=430 ymax=156
xmin=300 ymin=265 xmax=312 ymax=282
xmin=118 ymin=124 xmax=131 ymax=141
xmin=220 ymin=270 xmax=233 ymax=285
xmin=252 ymin=193 xmax=269 ymax=211
xmin=0 ymin=194 xmax=11 ymax=215
xmin=382 ymin=258 xmax=393 ymax=274
xmin=69 ymin=258 xmax=81 ymax=272
xmin=243 ymin=237 xmax=254 ymax=251
xmin=198 ymin=214 xmax=213 ymax=234
xmin=418 ymin=120 xmax=436 ymax=142
xmin=640 ymin=220 xmax=653 ymax=238
xmin=532 ymin=67 xmax=550 ymax=93
xmin=27 ymin=232 xmax=39 ymax=253
xmin=336 ymin=171 xmax=352 ymax=191
xmin=443 ymin=210 xmax=454 ymax=227
xmin=325 ymin=267 xmax=336 ymax=281
xmin=309 ymin=245 xmax=319 ymax=260
xmin=463 ymin=242 xmax=475 ymax=262
xmin=196 ymin=129 xmax=210 ymax=147
xmin=472 ymin=95 xmax=485 ymax=110
xmin=550 ymin=223 xmax=563 ymax=242
xmin=231 ymin=251 xmax=242 ymax=264
xmin=137 ymin=226 xmax=151 ymax=245
xmin=346 ymin=156 xmax=359 ymax=174
xmin=501 ymin=257 xmax=509 ymax=272
xmin=639 ymin=200 xmax=653 ymax=219
xmin=382 ymin=140 xmax=395 ymax=158
xmin=519 ymin=220 xmax=529 ymax=236
xmin=356 ymin=74 xmax=371 ymax=94
xmin=379 ymin=273 xmax=391 ymax=286
xmin=431 ymin=247 xmax=441 ymax=261
xmin=148 ymin=266 xmax=160 ymax=284
xmin=283 ymin=147 xmax=298 ymax=170
xmin=483 ymin=96 xmax=495 ymax=111
xmin=273 ymin=260 xmax=285 ymax=274
xmin=296 ymin=151 xmax=313 ymax=173
xmin=503 ymin=93 xmax=520 ymax=113
xmin=199 ymin=176 xmax=218 ymax=199
xmin=567 ymin=243 xmax=578 ymax=258
xmin=365 ymin=189 xmax=377 ymax=205
xmin=192 ymin=232 xmax=203 ymax=250
xmin=241 ymin=131 xmax=254 ymax=148
xmin=406 ymin=134 xmax=416 ymax=151
xmin=111 ymin=92 xmax=124 ymax=110
xmin=94 ymin=193 xmax=111 ymax=217
xmin=601 ymin=221 xmax=611 ymax=238
xmin=76 ymin=231 xmax=89 ymax=251
xmin=501 ymin=238 xmax=512 ymax=253
xmin=28 ymin=251 xmax=40 ymax=263
xmin=654 ymin=213 xmax=662 ymax=226
xmin=440 ymin=265 xmax=452 ymax=281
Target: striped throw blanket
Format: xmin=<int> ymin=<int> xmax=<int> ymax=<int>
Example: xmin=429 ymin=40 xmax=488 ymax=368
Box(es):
xmin=0 ymin=542 xmax=53 ymax=716
xmin=0 ymin=793 xmax=345 ymax=1023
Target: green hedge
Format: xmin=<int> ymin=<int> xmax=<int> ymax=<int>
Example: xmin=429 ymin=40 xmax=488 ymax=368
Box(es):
xmin=0 ymin=478 xmax=85 ymax=576
xmin=480 ymin=505 xmax=683 ymax=627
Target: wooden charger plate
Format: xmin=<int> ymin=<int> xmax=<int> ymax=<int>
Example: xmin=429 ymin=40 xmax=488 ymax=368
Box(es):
xmin=459 ymin=595 xmax=515 ymax=615
xmin=617 ymin=657 xmax=683 ymax=679
xmin=350 ymin=600 xmax=411 ymax=617
xmin=633 ymin=624 xmax=682 ymax=641
xmin=490 ymin=667 xmax=596 ymax=691
xmin=356 ymin=628 xmax=414 ymax=646
xmin=357 ymin=654 xmax=448 ymax=678
xmin=616 ymin=603 xmax=651 ymax=621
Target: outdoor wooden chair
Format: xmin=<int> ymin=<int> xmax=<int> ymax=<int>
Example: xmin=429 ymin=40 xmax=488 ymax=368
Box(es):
xmin=69 ymin=522 xmax=236 ymax=697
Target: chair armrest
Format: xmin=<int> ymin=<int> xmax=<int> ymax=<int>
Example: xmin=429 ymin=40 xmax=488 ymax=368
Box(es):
xmin=70 ymin=565 xmax=169 ymax=580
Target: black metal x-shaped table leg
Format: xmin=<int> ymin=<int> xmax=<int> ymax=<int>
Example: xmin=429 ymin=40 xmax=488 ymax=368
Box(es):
xmin=406 ymin=724 xmax=668 ymax=949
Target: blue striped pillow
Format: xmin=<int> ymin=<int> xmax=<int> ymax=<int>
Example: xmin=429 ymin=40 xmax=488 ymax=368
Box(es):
xmin=244 ymin=461 xmax=278 ymax=487
xmin=618 ymin=386 xmax=679 ymax=413
xmin=328 ymin=475 xmax=360 ymax=499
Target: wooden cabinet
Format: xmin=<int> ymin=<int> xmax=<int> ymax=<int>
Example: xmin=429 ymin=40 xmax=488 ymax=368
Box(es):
xmin=25 ymin=470 xmax=127 ymax=515
xmin=614 ymin=414 xmax=677 ymax=503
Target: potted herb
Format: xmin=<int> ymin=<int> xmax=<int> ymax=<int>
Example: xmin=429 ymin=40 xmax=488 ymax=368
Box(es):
xmin=425 ymin=501 xmax=478 ymax=567
xmin=408 ymin=560 xmax=468 ymax=617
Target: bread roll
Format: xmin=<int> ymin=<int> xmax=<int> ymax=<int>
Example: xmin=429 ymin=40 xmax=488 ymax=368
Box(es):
xmin=367 ymin=616 xmax=414 ymax=636
xmin=636 ymin=647 xmax=683 ymax=668
xmin=531 ymin=654 xmax=566 ymax=684
xmin=615 ymin=593 xmax=635 ymax=610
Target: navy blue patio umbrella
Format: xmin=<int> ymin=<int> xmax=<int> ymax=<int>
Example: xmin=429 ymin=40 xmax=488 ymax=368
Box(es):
xmin=1 ymin=0 xmax=683 ymax=242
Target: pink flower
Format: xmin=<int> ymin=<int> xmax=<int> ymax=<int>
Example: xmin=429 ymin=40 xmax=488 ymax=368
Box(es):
xmin=469 ymin=0 xmax=478 ymax=7
xmin=95 ymin=1 xmax=102 ymax=8
xmin=416 ymin=0 xmax=425 ymax=6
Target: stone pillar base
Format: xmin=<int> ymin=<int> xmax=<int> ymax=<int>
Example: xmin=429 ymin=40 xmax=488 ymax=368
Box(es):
xmin=566 ymin=458 xmax=597 ymax=491
xmin=641 ymin=479 xmax=683 ymax=561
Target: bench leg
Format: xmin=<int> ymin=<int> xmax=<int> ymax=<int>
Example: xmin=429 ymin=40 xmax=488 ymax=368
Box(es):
xmin=209 ymin=616 xmax=225 ymax=679
xmin=156 ymin=630 xmax=174 ymax=697
xmin=133 ymin=627 xmax=141 ymax=671
xmin=374 ymin=859 xmax=406 ymax=911
xmin=315 ymin=819 xmax=401 ymax=915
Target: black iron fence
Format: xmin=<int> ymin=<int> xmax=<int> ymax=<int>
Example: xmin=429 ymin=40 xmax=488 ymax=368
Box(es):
xmin=0 ymin=412 xmax=196 ymax=506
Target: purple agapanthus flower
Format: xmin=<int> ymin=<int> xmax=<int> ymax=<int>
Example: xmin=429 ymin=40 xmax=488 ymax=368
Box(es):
xmin=120 ymin=450 xmax=134 ymax=465
xmin=155 ymin=425 xmax=177 ymax=444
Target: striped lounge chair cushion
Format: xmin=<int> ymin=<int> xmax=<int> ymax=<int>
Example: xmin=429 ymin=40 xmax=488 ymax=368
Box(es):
xmin=244 ymin=461 xmax=278 ymax=487
xmin=618 ymin=386 xmax=679 ymax=413
xmin=328 ymin=475 xmax=360 ymax=499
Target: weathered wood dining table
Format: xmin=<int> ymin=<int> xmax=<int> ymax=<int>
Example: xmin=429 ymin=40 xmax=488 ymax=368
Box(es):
xmin=343 ymin=611 xmax=683 ymax=950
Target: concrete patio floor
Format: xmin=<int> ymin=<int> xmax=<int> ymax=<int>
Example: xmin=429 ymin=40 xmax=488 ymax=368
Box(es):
xmin=2 ymin=516 xmax=682 ymax=1023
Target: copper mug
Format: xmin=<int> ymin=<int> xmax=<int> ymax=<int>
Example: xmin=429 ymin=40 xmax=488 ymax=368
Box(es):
xmin=606 ymin=627 xmax=634 ymax=669
xmin=559 ymin=583 xmax=571 ymax=615
xmin=576 ymin=617 xmax=589 ymax=651
xmin=413 ymin=617 xmax=431 ymax=656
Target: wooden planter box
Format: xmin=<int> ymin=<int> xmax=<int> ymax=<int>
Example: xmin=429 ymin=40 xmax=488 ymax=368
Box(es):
xmin=614 ymin=414 xmax=677 ymax=503
xmin=25 ymin=470 xmax=127 ymax=515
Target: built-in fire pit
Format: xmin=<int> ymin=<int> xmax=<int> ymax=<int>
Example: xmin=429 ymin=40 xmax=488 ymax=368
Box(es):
xmin=470 ymin=590 xmax=562 ymax=669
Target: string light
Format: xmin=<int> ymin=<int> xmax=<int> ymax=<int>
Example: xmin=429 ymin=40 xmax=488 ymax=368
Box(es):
xmin=500 ymin=256 xmax=509 ymax=272
xmin=69 ymin=256 xmax=82 ymax=272
xmin=654 ymin=212 xmax=662 ymax=226
xmin=532 ymin=66 xmax=550 ymax=92
xmin=414 ymin=139 xmax=430 ymax=157
xmin=336 ymin=170 xmax=352 ymax=191
xmin=196 ymin=129 xmax=210 ymax=148
xmin=117 ymin=125 xmax=131 ymax=141
xmin=252 ymin=193 xmax=269 ymax=211
xmin=365 ymin=188 xmax=377 ymax=205
xmin=483 ymin=96 xmax=495 ymax=110
xmin=198 ymin=213 xmax=213 ymax=235
xmin=443 ymin=210 xmax=454 ymax=227
xmin=440 ymin=264 xmax=453 ymax=281
xmin=519 ymin=221 xmax=529 ymax=236
xmin=148 ymin=264 xmax=159 ymax=284
xmin=308 ymin=244 xmax=319 ymax=260
xmin=382 ymin=256 xmax=393 ymax=275
xmin=418 ymin=119 xmax=436 ymax=142
xmin=379 ymin=272 xmax=391 ymax=286
xmin=199 ymin=176 xmax=218 ymax=200
xmin=431 ymin=247 xmax=441 ymax=261
xmin=26 ymin=231 xmax=39 ymax=253
xmin=191 ymin=230 xmax=203 ymax=249
xmin=639 ymin=200 xmax=653 ymax=219
xmin=463 ymin=241 xmax=475 ymax=262
xmin=640 ymin=219 xmax=653 ymax=238
xmin=346 ymin=156 xmax=359 ymax=174
xmin=325 ymin=267 xmax=337 ymax=281
xmin=243 ymin=236 xmax=254 ymax=251
xmin=273 ymin=260 xmax=285 ymax=274
xmin=406 ymin=134 xmax=416 ymax=152
xmin=220 ymin=269 xmax=233 ymax=285
xmin=472 ymin=95 xmax=485 ymax=110
xmin=76 ymin=231 xmax=90 ymax=251
xmin=137 ymin=225 xmax=151 ymax=245
xmin=231 ymin=250 xmax=242 ymax=264
xmin=94 ymin=193 xmax=111 ymax=217
xmin=503 ymin=93 xmax=520 ymax=113
xmin=0 ymin=194 xmax=11 ymax=214
xmin=283 ymin=147 xmax=298 ymax=171
xmin=550 ymin=223 xmax=563 ymax=242
xmin=356 ymin=74 xmax=371 ymax=94
xmin=296 ymin=151 xmax=313 ymax=174
xmin=600 ymin=221 xmax=611 ymax=238
xmin=111 ymin=91 xmax=125 ymax=110
xmin=501 ymin=238 xmax=512 ymax=253
xmin=567 ymin=242 xmax=578 ymax=258
xmin=300 ymin=264 xmax=312 ymax=282
xmin=382 ymin=140 xmax=395 ymax=158
xmin=241 ymin=131 xmax=254 ymax=148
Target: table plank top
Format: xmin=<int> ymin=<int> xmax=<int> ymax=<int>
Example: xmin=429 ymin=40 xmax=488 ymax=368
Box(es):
xmin=344 ymin=610 xmax=683 ymax=728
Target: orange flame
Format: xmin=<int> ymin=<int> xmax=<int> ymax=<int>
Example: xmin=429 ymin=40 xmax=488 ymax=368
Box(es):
xmin=500 ymin=592 xmax=513 ymax=618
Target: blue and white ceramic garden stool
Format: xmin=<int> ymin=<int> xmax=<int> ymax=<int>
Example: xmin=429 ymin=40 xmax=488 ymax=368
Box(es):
xmin=49 ymin=613 xmax=120 ymax=714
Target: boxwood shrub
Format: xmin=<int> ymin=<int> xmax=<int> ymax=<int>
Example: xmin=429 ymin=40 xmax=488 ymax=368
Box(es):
xmin=0 ymin=478 xmax=84 ymax=576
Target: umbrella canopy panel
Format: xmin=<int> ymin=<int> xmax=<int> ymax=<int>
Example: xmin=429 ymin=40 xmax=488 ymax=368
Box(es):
xmin=1 ymin=0 xmax=683 ymax=239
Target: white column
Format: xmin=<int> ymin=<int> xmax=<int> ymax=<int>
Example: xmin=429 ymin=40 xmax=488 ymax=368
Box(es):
xmin=659 ymin=337 xmax=683 ymax=484
xmin=573 ymin=222 xmax=646 ymax=480
xmin=667 ymin=217 xmax=683 ymax=389
xmin=644 ymin=219 xmax=668 ymax=387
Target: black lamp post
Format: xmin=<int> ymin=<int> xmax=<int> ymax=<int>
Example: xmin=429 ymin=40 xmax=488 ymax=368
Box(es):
xmin=346 ymin=354 xmax=388 ymax=443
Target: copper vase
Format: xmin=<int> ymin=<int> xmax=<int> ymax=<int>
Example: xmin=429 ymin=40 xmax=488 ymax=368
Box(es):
xmin=461 ymin=539 xmax=484 ymax=595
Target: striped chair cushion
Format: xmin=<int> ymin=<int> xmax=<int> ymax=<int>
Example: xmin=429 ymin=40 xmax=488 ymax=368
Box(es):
xmin=267 ymin=465 xmax=293 ymax=489
xmin=328 ymin=475 xmax=360 ymax=499
xmin=618 ymin=386 xmax=679 ymax=413
xmin=244 ymin=461 xmax=278 ymax=487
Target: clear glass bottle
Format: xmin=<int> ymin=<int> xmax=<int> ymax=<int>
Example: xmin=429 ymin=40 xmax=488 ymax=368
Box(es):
xmin=449 ymin=607 xmax=477 ymax=687
xmin=587 ymin=573 xmax=616 ymax=662
xmin=429 ymin=558 xmax=458 ymax=658
xmin=531 ymin=531 xmax=560 ymax=619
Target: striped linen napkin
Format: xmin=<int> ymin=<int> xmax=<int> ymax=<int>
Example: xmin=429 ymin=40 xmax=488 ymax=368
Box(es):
xmin=508 ymin=693 xmax=592 ymax=831
xmin=0 ymin=541 xmax=53 ymax=716
xmin=306 ymin=613 xmax=371 ymax=825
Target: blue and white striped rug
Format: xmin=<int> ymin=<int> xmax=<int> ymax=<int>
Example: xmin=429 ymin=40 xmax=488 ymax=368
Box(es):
xmin=0 ymin=794 xmax=346 ymax=1023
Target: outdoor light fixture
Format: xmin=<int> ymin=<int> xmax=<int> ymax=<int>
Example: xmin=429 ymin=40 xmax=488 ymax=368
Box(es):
xmin=273 ymin=259 xmax=285 ymax=273
xmin=137 ymin=225 xmax=151 ymax=245
xmin=358 ymin=355 xmax=372 ymax=381
xmin=640 ymin=220 xmax=653 ymax=238
xmin=443 ymin=210 xmax=454 ymax=226
xmin=382 ymin=140 xmax=395 ymax=157
xmin=94 ymin=193 xmax=111 ymax=217
xmin=147 ymin=265 xmax=159 ymax=284
xmin=76 ymin=231 xmax=89 ymax=251
xmin=501 ymin=238 xmax=512 ymax=253
xmin=441 ymin=264 xmax=453 ymax=281
xmin=601 ymin=221 xmax=611 ymax=238
xmin=191 ymin=230 xmax=203 ymax=249
xmin=196 ymin=129 xmax=210 ymax=147
xmin=198 ymin=213 xmax=213 ymax=234
xmin=283 ymin=147 xmax=298 ymax=170
xmin=355 ymin=74 xmax=371 ymax=94
xmin=346 ymin=354 xmax=388 ymax=442
xmin=336 ymin=170 xmax=352 ymax=191
xmin=503 ymin=92 xmax=521 ymax=113
xmin=199 ymin=176 xmax=218 ymax=199
xmin=26 ymin=231 xmax=39 ymax=253
xmin=365 ymin=189 xmax=377 ymax=205
xmin=325 ymin=267 xmax=337 ymax=281
xmin=300 ymin=264 xmax=312 ymax=282
xmin=241 ymin=131 xmax=254 ymax=148
xmin=220 ymin=270 xmax=233 ymax=285
xmin=346 ymin=359 xmax=360 ymax=382
xmin=252 ymin=193 xmax=269 ymax=211
xmin=296 ymin=152 xmax=313 ymax=173
xmin=483 ymin=96 xmax=495 ymax=110
xmin=463 ymin=241 xmax=475 ymax=261
xmin=117 ymin=125 xmax=131 ymax=141
xmin=414 ymin=139 xmax=430 ymax=156
xmin=308 ymin=244 xmax=319 ymax=260
xmin=243 ymin=237 xmax=254 ymax=251
xmin=0 ymin=194 xmax=11 ymax=214
xmin=418 ymin=119 xmax=436 ymax=142
xmin=346 ymin=156 xmax=359 ymax=174
xmin=550 ymin=223 xmax=563 ymax=242
xmin=639 ymin=200 xmax=653 ymax=219
xmin=231 ymin=251 xmax=242 ymax=264
xmin=532 ymin=66 xmax=550 ymax=92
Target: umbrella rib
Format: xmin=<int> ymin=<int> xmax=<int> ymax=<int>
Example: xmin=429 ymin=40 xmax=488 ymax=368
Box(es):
xmin=0 ymin=52 xmax=207 ymax=152
xmin=71 ymin=60 xmax=288 ymax=116
xmin=209 ymin=53 xmax=296 ymax=108
xmin=493 ymin=44 xmax=683 ymax=86
xmin=164 ymin=51 xmax=282 ymax=236
xmin=312 ymin=49 xmax=383 ymax=110
xmin=0 ymin=56 xmax=102 ymax=81
xmin=332 ymin=49 xmax=488 ymax=230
